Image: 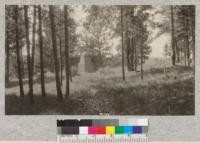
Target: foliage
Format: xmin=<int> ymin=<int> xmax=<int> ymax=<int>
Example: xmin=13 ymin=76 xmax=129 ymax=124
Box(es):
xmin=80 ymin=6 xmax=118 ymax=66
xmin=5 ymin=6 xmax=25 ymax=53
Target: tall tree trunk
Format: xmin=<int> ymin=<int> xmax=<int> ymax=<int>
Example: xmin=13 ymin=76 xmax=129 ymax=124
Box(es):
xmin=15 ymin=6 xmax=24 ymax=98
xmin=126 ymin=36 xmax=131 ymax=71
xmin=5 ymin=36 xmax=9 ymax=83
xmin=131 ymin=37 xmax=135 ymax=71
xmin=49 ymin=6 xmax=63 ymax=100
xmin=184 ymin=39 xmax=187 ymax=67
xmin=59 ymin=37 xmax=63 ymax=86
xmin=185 ymin=35 xmax=190 ymax=67
xmin=171 ymin=6 xmax=176 ymax=66
xmin=134 ymin=37 xmax=137 ymax=71
xmin=185 ymin=9 xmax=190 ymax=68
xmin=131 ymin=7 xmax=135 ymax=71
xmin=38 ymin=5 xmax=46 ymax=97
xmin=24 ymin=6 xmax=34 ymax=103
xmin=121 ymin=6 xmax=125 ymax=81
xmin=140 ymin=45 xmax=143 ymax=80
xmin=20 ymin=48 xmax=24 ymax=78
xmin=98 ymin=46 xmax=103 ymax=66
xmin=70 ymin=66 xmax=72 ymax=82
xmin=191 ymin=24 xmax=195 ymax=65
xmin=189 ymin=6 xmax=195 ymax=65
xmin=59 ymin=8 xmax=63 ymax=86
xmin=175 ymin=38 xmax=180 ymax=62
xmin=31 ymin=5 xmax=36 ymax=77
xmin=64 ymin=6 xmax=70 ymax=98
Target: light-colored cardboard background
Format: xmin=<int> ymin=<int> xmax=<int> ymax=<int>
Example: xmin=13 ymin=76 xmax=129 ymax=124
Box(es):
xmin=0 ymin=0 xmax=200 ymax=141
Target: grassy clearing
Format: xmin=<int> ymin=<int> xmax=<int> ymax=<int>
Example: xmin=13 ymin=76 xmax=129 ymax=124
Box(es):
xmin=5 ymin=63 xmax=194 ymax=115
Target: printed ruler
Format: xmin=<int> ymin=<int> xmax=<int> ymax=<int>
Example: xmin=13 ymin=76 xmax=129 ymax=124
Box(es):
xmin=58 ymin=134 xmax=148 ymax=143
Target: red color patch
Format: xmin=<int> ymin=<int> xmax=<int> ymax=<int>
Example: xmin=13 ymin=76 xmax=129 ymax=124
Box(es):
xmin=97 ymin=126 xmax=106 ymax=134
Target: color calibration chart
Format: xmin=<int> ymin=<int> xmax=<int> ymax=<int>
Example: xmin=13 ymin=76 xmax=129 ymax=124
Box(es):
xmin=57 ymin=119 xmax=149 ymax=143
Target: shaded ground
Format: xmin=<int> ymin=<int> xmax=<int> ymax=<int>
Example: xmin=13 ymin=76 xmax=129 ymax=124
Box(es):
xmin=5 ymin=65 xmax=194 ymax=115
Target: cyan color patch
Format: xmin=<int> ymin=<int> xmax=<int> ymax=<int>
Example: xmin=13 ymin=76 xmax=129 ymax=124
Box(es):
xmin=123 ymin=126 xmax=132 ymax=134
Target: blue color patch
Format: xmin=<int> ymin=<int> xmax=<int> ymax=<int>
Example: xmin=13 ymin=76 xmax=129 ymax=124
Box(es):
xmin=133 ymin=126 xmax=142 ymax=134
xmin=123 ymin=126 xmax=133 ymax=134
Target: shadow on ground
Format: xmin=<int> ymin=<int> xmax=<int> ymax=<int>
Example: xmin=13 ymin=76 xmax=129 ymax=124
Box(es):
xmin=5 ymin=94 xmax=84 ymax=115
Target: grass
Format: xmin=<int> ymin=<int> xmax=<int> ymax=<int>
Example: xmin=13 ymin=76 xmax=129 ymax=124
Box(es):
xmin=5 ymin=59 xmax=195 ymax=115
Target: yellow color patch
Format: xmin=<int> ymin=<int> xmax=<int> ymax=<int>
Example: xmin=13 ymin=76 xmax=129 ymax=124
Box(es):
xmin=106 ymin=126 xmax=115 ymax=134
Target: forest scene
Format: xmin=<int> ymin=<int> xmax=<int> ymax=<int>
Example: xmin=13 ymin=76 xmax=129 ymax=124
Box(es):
xmin=5 ymin=5 xmax=195 ymax=115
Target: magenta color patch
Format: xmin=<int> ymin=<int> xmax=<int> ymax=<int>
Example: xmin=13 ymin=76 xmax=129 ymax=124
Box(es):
xmin=88 ymin=126 xmax=98 ymax=134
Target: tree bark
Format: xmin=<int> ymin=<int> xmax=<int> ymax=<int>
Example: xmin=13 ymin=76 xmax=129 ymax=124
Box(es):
xmin=185 ymin=9 xmax=190 ymax=68
xmin=121 ymin=6 xmax=125 ymax=81
xmin=59 ymin=37 xmax=63 ymax=86
xmin=171 ymin=6 xmax=176 ymax=66
xmin=140 ymin=45 xmax=143 ymax=80
xmin=24 ymin=6 xmax=34 ymax=103
xmin=20 ymin=48 xmax=24 ymax=78
xmin=15 ymin=6 xmax=24 ymax=98
xmin=5 ymin=35 xmax=9 ymax=83
xmin=175 ymin=38 xmax=180 ymax=63
xmin=191 ymin=23 xmax=195 ymax=65
xmin=64 ymin=6 xmax=70 ymax=98
xmin=134 ymin=37 xmax=137 ymax=71
xmin=31 ymin=5 xmax=36 ymax=77
xmin=185 ymin=35 xmax=190 ymax=67
xmin=131 ymin=37 xmax=134 ymax=71
xmin=184 ymin=39 xmax=187 ymax=67
xmin=70 ymin=66 xmax=72 ymax=82
xmin=189 ymin=6 xmax=195 ymax=65
xmin=38 ymin=5 xmax=46 ymax=97
xmin=49 ymin=6 xmax=63 ymax=100
xmin=126 ymin=36 xmax=131 ymax=71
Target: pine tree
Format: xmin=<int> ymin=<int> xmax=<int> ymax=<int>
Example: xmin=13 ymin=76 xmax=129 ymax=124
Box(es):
xmin=15 ymin=6 xmax=24 ymax=98
xmin=121 ymin=6 xmax=125 ymax=81
xmin=171 ymin=6 xmax=176 ymax=66
xmin=31 ymin=5 xmax=36 ymax=77
xmin=49 ymin=6 xmax=63 ymax=101
xmin=24 ymin=5 xmax=34 ymax=103
xmin=38 ymin=5 xmax=46 ymax=97
xmin=64 ymin=6 xmax=70 ymax=97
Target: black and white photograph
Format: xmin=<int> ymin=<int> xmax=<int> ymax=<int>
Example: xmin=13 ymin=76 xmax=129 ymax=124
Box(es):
xmin=5 ymin=5 xmax=195 ymax=115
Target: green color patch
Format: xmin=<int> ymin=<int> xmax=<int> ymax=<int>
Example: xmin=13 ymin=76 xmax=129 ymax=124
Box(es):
xmin=115 ymin=126 xmax=124 ymax=134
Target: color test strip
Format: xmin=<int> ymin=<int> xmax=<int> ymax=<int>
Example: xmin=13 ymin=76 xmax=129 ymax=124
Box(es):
xmin=106 ymin=126 xmax=115 ymax=134
xmin=97 ymin=126 xmax=106 ymax=134
xmin=61 ymin=127 xmax=79 ymax=134
xmin=92 ymin=119 xmax=119 ymax=126
xmin=119 ymin=119 xmax=148 ymax=126
xmin=57 ymin=119 xmax=148 ymax=135
xmin=88 ymin=126 xmax=98 ymax=134
xmin=124 ymin=126 xmax=132 ymax=134
xmin=137 ymin=119 xmax=148 ymax=126
xmin=79 ymin=127 xmax=88 ymax=134
xmin=57 ymin=119 xmax=148 ymax=126
xmin=142 ymin=126 xmax=148 ymax=133
xmin=133 ymin=126 xmax=142 ymax=133
xmin=79 ymin=119 xmax=92 ymax=126
xmin=115 ymin=126 xmax=123 ymax=134
xmin=59 ymin=126 xmax=148 ymax=134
